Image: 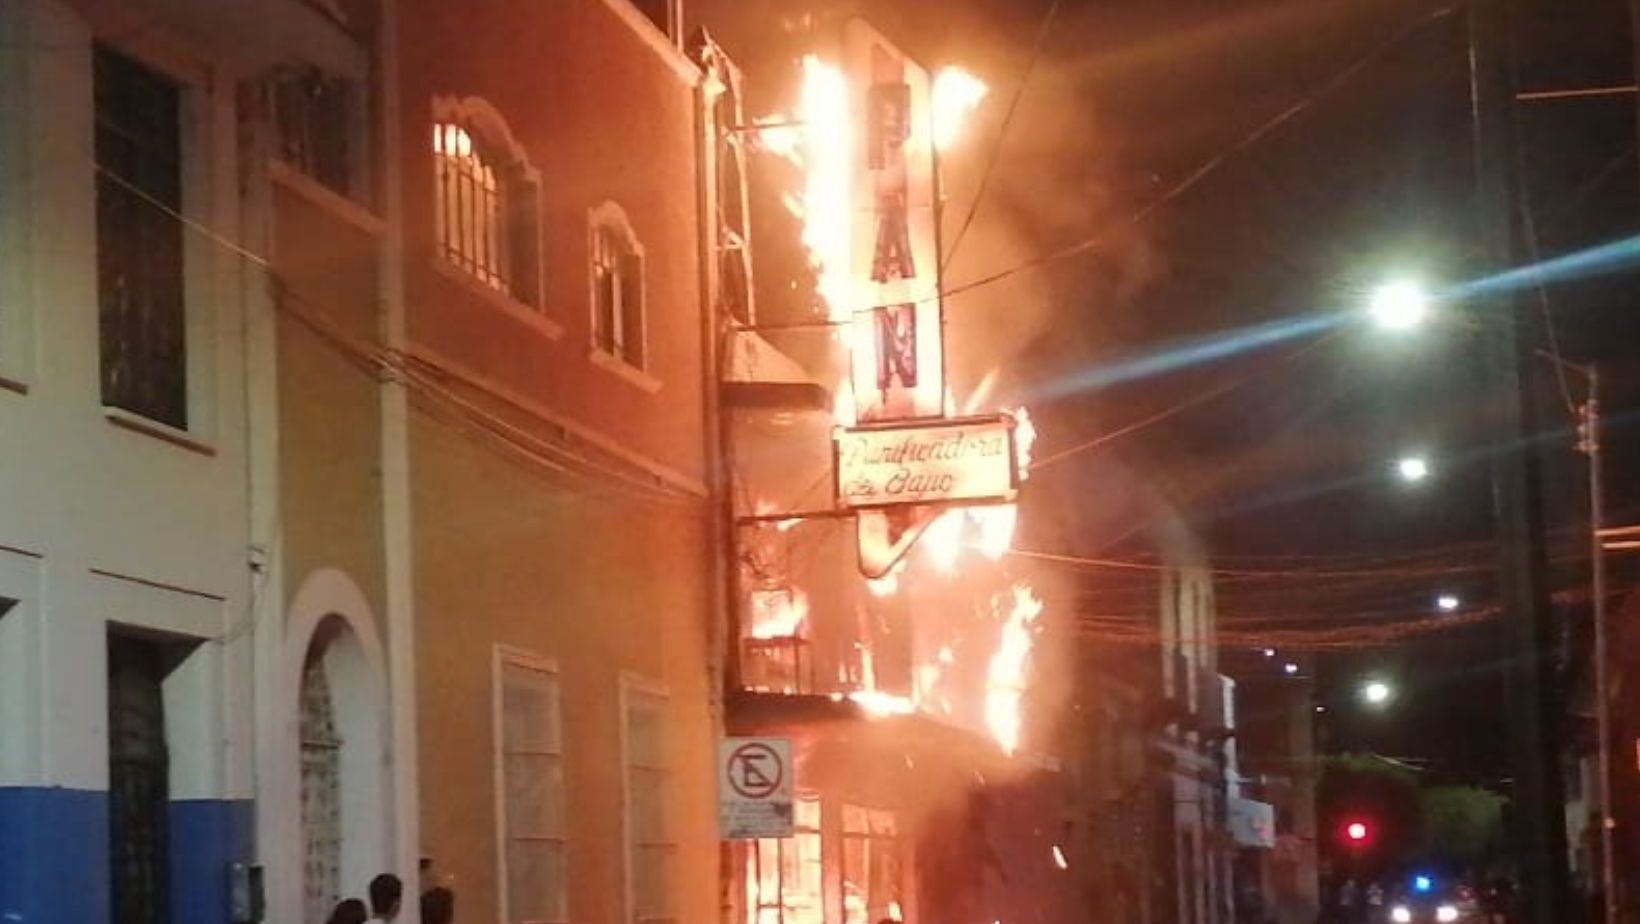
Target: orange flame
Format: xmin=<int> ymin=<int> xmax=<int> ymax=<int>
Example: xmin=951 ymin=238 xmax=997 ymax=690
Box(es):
xmin=985 ymin=583 xmax=1044 ymax=753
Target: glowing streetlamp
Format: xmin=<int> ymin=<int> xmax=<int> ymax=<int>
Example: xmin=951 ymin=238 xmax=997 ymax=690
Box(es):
xmin=1396 ymin=456 xmax=1431 ymax=483
xmin=1369 ymin=280 xmax=1431 ymax=331
xmin=1436 ymin=593 xmax=1460 ymax=612
xmin=1362 ymin=680 xmax=1393 ymax=706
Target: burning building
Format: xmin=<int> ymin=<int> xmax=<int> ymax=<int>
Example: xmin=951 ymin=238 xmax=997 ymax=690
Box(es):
xmin=698 ymin=18 xmax=1075 ymax=924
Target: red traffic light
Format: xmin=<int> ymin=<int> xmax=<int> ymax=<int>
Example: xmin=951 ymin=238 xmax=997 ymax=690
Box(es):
xmin=1344 ymin=821 xmax=1370 ymax=843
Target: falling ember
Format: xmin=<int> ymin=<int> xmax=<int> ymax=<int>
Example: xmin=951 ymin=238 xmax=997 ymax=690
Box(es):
xmin=1052 ymin=845 xmax=1069 ymax=870
xmin=985 ymin=583 xmax=1044 ymax=753
xmin=931 ymin=66 xmax=989 ymax=151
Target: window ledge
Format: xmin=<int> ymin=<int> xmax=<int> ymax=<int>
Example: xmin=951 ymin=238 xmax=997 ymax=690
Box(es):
xmin=588 ymin=348 xmax=661 ymax=394
xmin=269 ymin=160 xmax=385 ymax=237
xmin=104 ymin=406 xmax=216 ymax=456
xmin=431 ymin=258 xmax=565 ymax=341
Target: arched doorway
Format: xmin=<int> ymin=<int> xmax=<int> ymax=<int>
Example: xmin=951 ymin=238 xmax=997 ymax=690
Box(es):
xmin=295 ymin=612 xmax=387 ymax=923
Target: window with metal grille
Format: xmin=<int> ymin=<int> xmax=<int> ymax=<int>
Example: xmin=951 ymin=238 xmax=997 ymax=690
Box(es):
xmin=841 ymin=805 xmax=902 ymax=924
xmin=623 ymin=682 xmax=673 ymax=924
xmin=95 ymin=45 xmax=187 ymax=430
xmin=108 ymin=633 xmax=172 ymax=924
xmin=434 ymin=120 xmax=541 ymax=307
xmin=746 ymin=797 xmax=823 ymax=924
xmin=300 ymin=655 xmax=343 ymax=924
xmin=272 ymin=65 xmax=355 ymax=197
xmin=590 ymin=204 xmax=646 ymax=369
xmin=498 ymin=653 xmax=567 ymax=924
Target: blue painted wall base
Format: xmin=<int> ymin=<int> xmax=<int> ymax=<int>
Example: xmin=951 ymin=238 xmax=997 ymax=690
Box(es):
xmin=0 ymin=788 xmax=253 ymax=924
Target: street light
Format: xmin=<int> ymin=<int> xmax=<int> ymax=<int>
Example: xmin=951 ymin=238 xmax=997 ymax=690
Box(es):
xmin=1362 ymin=680 xmax=1393 ymax=705
xmin=1436 ymin=593 xmax=1461 ymax=612
xmin=1369 ymin=280 xmax=1431 ymax=331
xmin=1396 ymin=456 xmax=1431 ymax=483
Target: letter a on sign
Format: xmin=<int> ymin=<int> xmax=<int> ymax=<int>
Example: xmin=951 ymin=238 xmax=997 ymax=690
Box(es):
xmin=718 ymin=737 xmax=794 ymax=839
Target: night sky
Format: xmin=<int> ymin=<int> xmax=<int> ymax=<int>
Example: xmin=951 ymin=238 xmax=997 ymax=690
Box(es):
xmin=697 ymin=0 xmax=1640 ymax=782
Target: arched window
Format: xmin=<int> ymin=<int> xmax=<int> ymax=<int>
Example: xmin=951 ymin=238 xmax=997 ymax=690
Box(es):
xmin=588 ymin=202 xmax=645 ymax=369
xmin=432 ymin=102 xmax=542 ymax=307
xmin=300 ymin=644 xmax=343 ymax=924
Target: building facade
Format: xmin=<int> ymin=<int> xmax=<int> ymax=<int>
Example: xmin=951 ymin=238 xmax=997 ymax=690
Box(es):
xmin=393 ymin=3 xmax=722 ymax=924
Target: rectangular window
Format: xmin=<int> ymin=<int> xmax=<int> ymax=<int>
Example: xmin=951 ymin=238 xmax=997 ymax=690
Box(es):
xmin=746 ymin=797 xmax=823 ymax=924
xmin=497 ymin=653 xmax=567 ymax=924
xmin=841 ymin=805 xmax=902 ymax=924
xmin=95 ymin=45 xmax=187 ymax=430
xmin=591 ymin=213 xmax=646 ymax=369
xmin=624 ymin=681 xmax=674 ymax=924
xmin=271 ymin=65 xmax=354 ymax=196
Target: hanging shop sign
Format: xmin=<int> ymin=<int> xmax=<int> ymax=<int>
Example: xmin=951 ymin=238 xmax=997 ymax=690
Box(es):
xmin=835 ymin=414 xmax=1018 ymax=509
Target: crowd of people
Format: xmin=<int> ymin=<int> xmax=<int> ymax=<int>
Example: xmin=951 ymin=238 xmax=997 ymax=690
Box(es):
xmin=325 ymin=872 xmax=455 ymax=924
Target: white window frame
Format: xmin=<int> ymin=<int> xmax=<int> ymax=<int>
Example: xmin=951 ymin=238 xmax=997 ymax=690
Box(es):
xmin=587 ymin=201 xmax=653 ymax=382
xmin=92 ymin=39 xmax=220 ymax=446
xmin=493 ymin=646 xmax=569 ymax=924
xmin=620 ymin=673 xmax=675 ymax=924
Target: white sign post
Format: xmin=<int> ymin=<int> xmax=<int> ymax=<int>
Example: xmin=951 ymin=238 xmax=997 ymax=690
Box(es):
xmin=718 ymin=737 xmax=794 ymax=839
xmin=835 ymin=415 xmax=1019 ymax=510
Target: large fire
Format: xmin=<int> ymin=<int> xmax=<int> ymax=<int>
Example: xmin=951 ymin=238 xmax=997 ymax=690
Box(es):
xmin=764 ymin=52 xmax=1041 ymax=756
xmin=985 ymin=584 xmax=1045 ymax=754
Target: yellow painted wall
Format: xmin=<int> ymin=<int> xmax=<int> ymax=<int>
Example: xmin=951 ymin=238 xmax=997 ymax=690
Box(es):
xmin=411 ymin=409 xmax=719 ymax=924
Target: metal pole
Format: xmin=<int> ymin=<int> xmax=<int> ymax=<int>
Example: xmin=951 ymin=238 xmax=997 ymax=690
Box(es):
xmin=1585 ymin=366 xmax=1617 ymax=924
xmin=1468 ymin=4 xmax=1573 ymax=924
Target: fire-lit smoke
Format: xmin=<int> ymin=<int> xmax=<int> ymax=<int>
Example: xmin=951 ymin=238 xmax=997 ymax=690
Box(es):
xmin=985 ymin=584 xmax=1045 ymax=754
xmin=932 ymin=67 xmax=989 ymax=151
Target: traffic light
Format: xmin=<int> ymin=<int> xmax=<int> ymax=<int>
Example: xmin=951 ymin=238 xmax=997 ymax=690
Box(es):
xmin=1343 ymin=819 xmax=1371 ymax=845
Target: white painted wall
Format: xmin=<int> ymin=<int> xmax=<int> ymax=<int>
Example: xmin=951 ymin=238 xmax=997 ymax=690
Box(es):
xmin=0 ymin=0 xmax=253 ymax=802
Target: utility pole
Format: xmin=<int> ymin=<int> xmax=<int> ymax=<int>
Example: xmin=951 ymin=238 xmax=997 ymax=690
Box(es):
xmin=1468 ymin=3 xmax=1573 ymax=924
xmin=1581 ymin=367 xmax=1617 ymax=924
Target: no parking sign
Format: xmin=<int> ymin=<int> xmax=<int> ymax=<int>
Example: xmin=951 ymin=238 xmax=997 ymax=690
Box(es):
xmin=718 ymin=737 xmax=793 ymax=839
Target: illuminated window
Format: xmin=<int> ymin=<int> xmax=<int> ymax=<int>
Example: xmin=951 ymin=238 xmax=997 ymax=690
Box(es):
xmin=432 ymin=107 xmax=541 ymax=306
xmin=589 ymin=202 xmax=646 ymax=369
xmin=497 ymin=652 xmax=567 ymax=924
xmin=841 ymin=805 xmax=902 ymax=924
xmin=746 ymin=797 xmax=823 ymax=924
xmin=624 ymin=680 xmax=674 ymax=924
